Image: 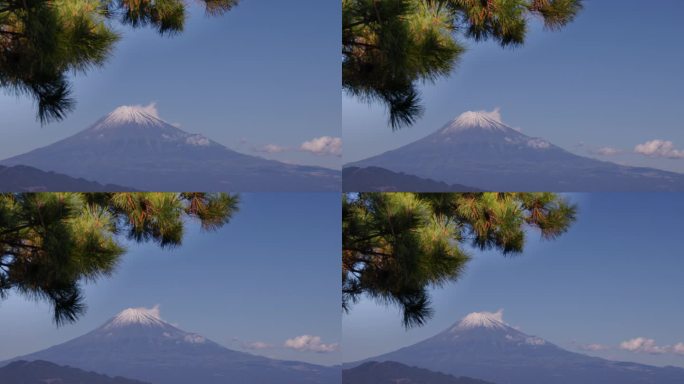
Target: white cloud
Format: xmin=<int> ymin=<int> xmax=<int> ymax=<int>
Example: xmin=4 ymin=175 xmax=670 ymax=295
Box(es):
xmin=284 ymin=335 xmax=339 ymax=353
xmin=184 ymin=334 xmax=206 ymax=344
xmin=186 ymin=134 xmax=210 ymax=146
xmin=594 ymin=147 xmax=621 ymax=156
xmin=527 ymin=138 xmax=551 ymax=149
xmin=634 ymin=140 xmax=684 ymax=159
xmin=300 ymin=136 xmax=342 ymax=157
xmin=619 ymin=337 xmax=669 ymax=354
xmin=575 ymin=143 xmax=622 ymax=157
xmin=243 ymin=341 xmax=274 ymax=350
xmin=253 ymin=144 xmax=289 ymax=154
xmin=247 ymin=137 xmax=343 ymax=158
xmin=525 ymin=337 xmax=546 ymax=346
xmin=673 ymin=343 xmax=684 ymax=355
xmin=148 ymin=304 xmax=161 ymax=318
xmin=231 ymin=337 xmax=275 ymax=351
xmin=138 ymin=102 xmax=160 ymax=118
xmin=484 ymin=107 xmax=503 ymax=123
xmin=578 ymin=343 xmax=610 ymax=352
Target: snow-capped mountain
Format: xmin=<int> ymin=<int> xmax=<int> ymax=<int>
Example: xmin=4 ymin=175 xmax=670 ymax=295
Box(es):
xmin=455 ymin=309 xmax=509 ymax=330
xmin=5 ymin=306 xmax=340 ymax=384
xmin=346 ymin=310 xmax=684 ymax=384
xmin=346 ymin=109 xmax=684 ymax=191
xmin=1 ymin=105 xmax=340 ymax=191
xmin=440 ymin=110 xmax=512 ymax=133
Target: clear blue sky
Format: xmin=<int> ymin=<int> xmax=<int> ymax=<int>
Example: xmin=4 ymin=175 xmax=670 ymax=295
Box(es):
xmin=0 ymin=193 xmax=341 ymax=366
xmin=344 ymin=1 xmax=684 ymax=172
xmin=344 ymin=193 xmax=684 ymax=368
xmin=0 ymin=1 xmax=341 ymax=169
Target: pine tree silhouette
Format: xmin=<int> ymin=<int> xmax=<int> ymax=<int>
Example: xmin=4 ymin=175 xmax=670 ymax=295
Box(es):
xmin=0 ymin=0 xmax=238 ymax=123
xmin=0 ymin=192 xmax=239 ymax=325
xmin=343 ymin=192 xmax=576 ymax=327
xmin=343 ymin=0 xmax=582 ymax=129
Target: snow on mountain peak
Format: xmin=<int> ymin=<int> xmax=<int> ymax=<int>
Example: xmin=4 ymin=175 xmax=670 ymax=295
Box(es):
xmin=96 ymin=103 xmax=165 ymax=129
xmin=106 ymin=305 xmax=166 ymax=328
xmin=441 ymin=108 xmax=511 ymax=133
xmin=456 ymin=309 xmax=508 ymax=330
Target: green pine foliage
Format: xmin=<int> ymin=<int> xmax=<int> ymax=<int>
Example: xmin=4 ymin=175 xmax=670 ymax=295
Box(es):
xmin=343 ymin=192 xmax=576 ymax=328
xmin=0 ymin=192 xmax=239 ymax=325
xmin=0 ymin=0 xmax=238 ymax=124
xmin=343 ymin=0 xmax=583 ymax=129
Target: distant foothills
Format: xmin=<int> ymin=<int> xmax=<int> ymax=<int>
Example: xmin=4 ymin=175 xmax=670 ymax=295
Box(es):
xmin=0 ymin=106 xmax=340 ymax=192
xmin=343 ymin=361 xmax=493 ymax=384
xmin=0 ymin=360 xmax=151 ymax=384
xmin=344 ymin=110 xmax=684 ymax=192
xmin=0 ymin=306 xmax=340 ymax=384
xmin=343 ymin=310 xmax=684 ymax=384
xmin=0 ymin=164 xmax=133 ymax=192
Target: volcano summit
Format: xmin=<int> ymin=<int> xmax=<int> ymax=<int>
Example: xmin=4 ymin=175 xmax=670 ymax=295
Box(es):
xmin=1 ymin=105 xmax=340 ymax=191
xmin=345 ymin=310 xmax=684 ymax=384
xmin=4 ymin=306 xmax=340 ymax=384
xmin=345 ymin=109 xmax=684 ymax=192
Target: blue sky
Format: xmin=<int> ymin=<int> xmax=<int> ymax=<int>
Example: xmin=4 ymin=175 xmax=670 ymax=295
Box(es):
xmin=344 ymin=1 xmax=684 ymax=172
xmin=0 ymin=1 xmax=341 ymax=169
xmin=343 ymin=193 xmax=684 ymax=368
xmin=0 ymin=193 xmax=341 ymax=366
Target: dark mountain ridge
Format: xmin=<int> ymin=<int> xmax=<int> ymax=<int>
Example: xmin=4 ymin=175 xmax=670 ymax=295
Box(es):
xmin=342 ymin=166 xmax=480 ymax=192
xmin=0 ymin=360 xmax=150 ymax=384
xmin=0 ymin=164 xmax=133 ymax=192
xmin=343 ymin=361 xmax=494 ymax=384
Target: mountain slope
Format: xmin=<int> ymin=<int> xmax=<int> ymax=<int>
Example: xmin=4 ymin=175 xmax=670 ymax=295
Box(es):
xmin=343 ymin=361 xmax=494 ymax=384
xmin=1 ymin=105 xmax=340 ymax=192
xmin=6 ymin=306 xmax=340 ymax=384
xmin=0 ymin=165 xmax=133 ymax=192
xmin=342 ymin=166 xmax=480 ymax=192
xmin=347 ymin=109 xmax=684 ymax=191
xmin=0 ymin=360 xmax=149 ymax=384
xmin=347 ymin=310 xmax=684 ymax=384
